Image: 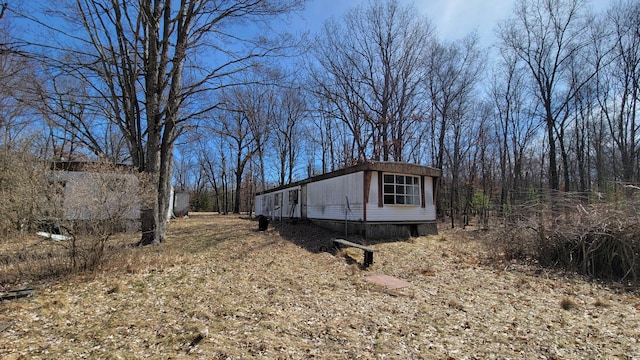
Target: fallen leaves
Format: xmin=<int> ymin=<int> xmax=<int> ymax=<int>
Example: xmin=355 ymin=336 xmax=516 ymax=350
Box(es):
xmin=0 ymin=214 xmax=638 ymax=359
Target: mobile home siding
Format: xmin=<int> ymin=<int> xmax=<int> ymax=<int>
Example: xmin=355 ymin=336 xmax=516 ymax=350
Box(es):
xmin=306 ymin=172 xmax=364 ymax=221
xmin=255 ymin=185 xmax=301 ymax=219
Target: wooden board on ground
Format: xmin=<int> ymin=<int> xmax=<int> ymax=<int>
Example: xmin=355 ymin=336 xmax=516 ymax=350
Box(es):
xmin=365 ymin=274 xmax=411 ymax=289
xmin=1 ymin=285 xmax=34 ymax=301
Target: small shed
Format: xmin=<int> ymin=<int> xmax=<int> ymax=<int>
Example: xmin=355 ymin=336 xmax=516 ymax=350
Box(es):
xmin=168 ymin=186 xmax=190 ymax=218
xmin=47 ymin=161 xmax=140 ymax=222
xmin=255 ymin=162 xmax=441 ymax=239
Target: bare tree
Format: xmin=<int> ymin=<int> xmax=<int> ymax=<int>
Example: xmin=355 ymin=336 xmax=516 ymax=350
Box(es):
xmin=0 ymin=12 xmax=40 ymax=148
xmin=303 ymin=94 xmax=343 ymax=175
xmin=424 ymin=34 xmax=484 ymax=224
xmin=14 ymin=0 xmax=305 ymax=244
xmin=195 ymin=136 xmax=222 ymax=213
xmin=273 ymin=86 xmax=306 ymax=185
xmin=311 ymin=0 xmax=433 ymax=162
xmin=426 ymin=34 xmax=484 ymax=169
xmin=33 ymin=74 xmax=130 ymax=163
xmin=306 ymin=108 xmax=330 ymax=174
xmin=570 ymin=85 xmax=593 ymax=192
xmin=597 ymin=0 xmax=640 ymax=185
xmin=216 ymin=83 xmax=273 ymax=214
xmin=490 ymin=47 xmax=541 ymax=207
xmin=498 ymin=0 xmax=595 ymax=191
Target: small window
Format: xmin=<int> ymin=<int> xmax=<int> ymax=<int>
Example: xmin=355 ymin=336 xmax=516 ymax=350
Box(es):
xmin=383 ymin=174 xmax=420 ymax=206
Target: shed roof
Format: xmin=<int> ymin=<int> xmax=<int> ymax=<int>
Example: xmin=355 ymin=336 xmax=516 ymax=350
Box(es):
xmin=49 ymin=160 xmax=135 ymax=172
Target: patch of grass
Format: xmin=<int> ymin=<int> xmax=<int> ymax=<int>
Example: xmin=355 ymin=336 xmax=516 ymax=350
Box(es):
xmin=448 ymin=299 xmax=465 ymax=311
xmin=515 ymin=276 xmax=530 ymax=290
xmin=560 ymin=297 xmax=579 ymax=310
xmin=593 ymin=298 xmax=610 ymax=307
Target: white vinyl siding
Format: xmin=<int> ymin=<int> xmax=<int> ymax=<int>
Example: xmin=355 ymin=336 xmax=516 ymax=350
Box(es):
xmin=255 ymin=186 xmax=301 ymax=219
xmin=306 ymin=172 xmax=364 ymax=221
xmin=256 ymin=169 xmax=437 ymax=223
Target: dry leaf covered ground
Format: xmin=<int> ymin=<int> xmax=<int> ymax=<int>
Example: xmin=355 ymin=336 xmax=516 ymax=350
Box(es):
xmin=1 ymin=214 xmax=639 ymax=359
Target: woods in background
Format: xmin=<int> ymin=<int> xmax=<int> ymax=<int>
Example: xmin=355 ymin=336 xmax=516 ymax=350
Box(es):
xmin=0 ymin=0 xmax=638 ymax=231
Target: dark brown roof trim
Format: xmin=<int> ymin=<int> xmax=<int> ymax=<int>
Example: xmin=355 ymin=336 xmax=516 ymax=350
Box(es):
xmin=257 ymin=161 xmax=441 ymax=195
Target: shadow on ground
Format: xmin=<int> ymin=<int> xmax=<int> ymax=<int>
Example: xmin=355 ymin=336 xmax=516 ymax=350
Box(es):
xmin=252 ymin=218 xmax=339 ymax=254
xmin=252 ymin=217 xmax=400 ymax=253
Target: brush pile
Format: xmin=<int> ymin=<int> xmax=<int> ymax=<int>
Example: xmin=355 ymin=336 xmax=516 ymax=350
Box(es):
xmin=495 ymin=189 xmax=640 ymax=284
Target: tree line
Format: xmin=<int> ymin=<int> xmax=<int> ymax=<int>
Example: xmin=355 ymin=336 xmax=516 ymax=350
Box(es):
xmin=0 ymin=0 xmax=638 ymax=242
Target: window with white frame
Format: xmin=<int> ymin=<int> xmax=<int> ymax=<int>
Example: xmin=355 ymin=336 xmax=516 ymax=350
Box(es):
xmin=383 ymin=174 xmax=420 ymax=205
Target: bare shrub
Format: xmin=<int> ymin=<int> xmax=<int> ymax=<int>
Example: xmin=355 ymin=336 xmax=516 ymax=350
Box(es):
xmin=560 ymin=297 xmax=578 ymax=311
xmin=0 ymin=147 xmax=48 ymax=235
xmin=488 ymin=189 xmax=640 ymax=285
xmin=0 ymin=160 xmax=152 ymax=283
xmin=48 ymin=161 xmax=145 ymax=271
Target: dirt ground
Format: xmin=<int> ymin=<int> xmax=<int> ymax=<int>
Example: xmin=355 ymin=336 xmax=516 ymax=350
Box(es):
xmin=1 ymin=214 xmax=639 ymax=359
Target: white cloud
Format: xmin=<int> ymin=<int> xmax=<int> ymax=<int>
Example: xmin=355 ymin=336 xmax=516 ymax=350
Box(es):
xmin=414 ymin=0 xmax=515 ymax=44
xmin=301 ymin=0 xmax=514 ymax=45
xmin=301 ymin=0 xmax=612 ymax=46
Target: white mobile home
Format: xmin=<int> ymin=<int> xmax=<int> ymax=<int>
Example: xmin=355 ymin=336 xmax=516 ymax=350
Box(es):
xmin=255 ymin=162 xmax=441 ymax=239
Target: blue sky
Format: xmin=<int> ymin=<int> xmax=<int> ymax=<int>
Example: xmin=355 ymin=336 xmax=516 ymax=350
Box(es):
xmin=298 ymin=0 xmax=513 ymax=43
xmin=296 ymin=0 xmax=614 ymax=46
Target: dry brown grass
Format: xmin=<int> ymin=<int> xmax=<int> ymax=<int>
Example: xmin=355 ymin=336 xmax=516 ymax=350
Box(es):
xmin=1 ymin=214 xmax=639 ymax=359
xmin=560 ymin=297 xmax=579 ymax=311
